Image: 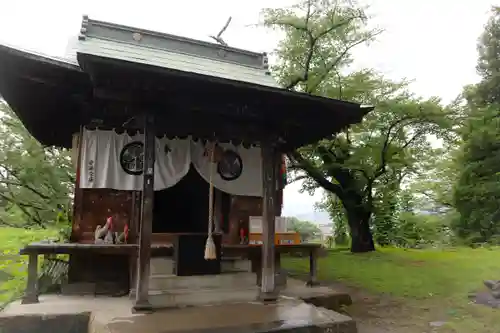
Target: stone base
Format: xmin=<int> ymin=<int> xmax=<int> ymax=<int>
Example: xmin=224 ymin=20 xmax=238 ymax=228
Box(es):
xmin=1 ymin=296 xmax=357 ymax=333
xmin=0 ymin=312 xmax=90 ymax=333
xmin=132 ymin=301 xmax=154 ymax=314
xmin=221 ymin=259 xmax=252 ymax=273
xmin=257 ymin=290 xmax=279 ymax=303
xmin=21 ymin=294 xmax=39 ymax=305
xmin=306 ymin=280 xmax=320 ymax=287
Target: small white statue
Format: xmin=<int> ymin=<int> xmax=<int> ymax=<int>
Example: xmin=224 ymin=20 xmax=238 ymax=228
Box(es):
xmin=94 ymin=215 xmax=129 ymax=244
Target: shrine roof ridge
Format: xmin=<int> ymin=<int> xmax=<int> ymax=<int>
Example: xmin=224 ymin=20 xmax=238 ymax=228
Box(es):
xmin=0 ymin=42 xmax=79 ymax=70
xmin=78 ymin=15 xmax=269 ymax=70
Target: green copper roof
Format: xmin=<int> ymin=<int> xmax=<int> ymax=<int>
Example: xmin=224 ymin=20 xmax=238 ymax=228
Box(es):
xmin=76 ymin=16 xmax=279 ymax=88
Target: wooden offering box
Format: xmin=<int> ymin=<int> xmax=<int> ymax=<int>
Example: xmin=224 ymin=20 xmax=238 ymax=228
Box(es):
xmin=248 ymin=232 xmax=301 ymax=245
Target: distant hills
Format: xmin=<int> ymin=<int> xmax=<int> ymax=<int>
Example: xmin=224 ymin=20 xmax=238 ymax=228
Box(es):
xmin=294 ymin=211 xmax=331 ymax=225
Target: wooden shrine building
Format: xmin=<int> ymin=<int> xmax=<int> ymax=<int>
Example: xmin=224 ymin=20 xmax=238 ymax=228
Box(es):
xmin=0 ymin=16 xmax=372 ymax=311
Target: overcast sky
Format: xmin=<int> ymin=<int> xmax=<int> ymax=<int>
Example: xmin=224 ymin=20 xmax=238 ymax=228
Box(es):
xmin=0 ymin=0 xmax=494 ymax=217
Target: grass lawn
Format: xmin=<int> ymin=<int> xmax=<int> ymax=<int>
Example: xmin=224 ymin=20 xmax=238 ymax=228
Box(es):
xmin=283 ymin=246 xmax=500 ymax=333
xmin=0 ymin=227 xmax=58 ymax=309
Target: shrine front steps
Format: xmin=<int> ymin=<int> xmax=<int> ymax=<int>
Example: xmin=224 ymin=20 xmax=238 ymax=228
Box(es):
xmin=129 ymin=272 xmax=259 ymax=306
xmin=149 ymin=257 xmax=252 ymax=276
xmin=130 ymin=286 xmax=262 ymax=309
xmin=61 ymin=257 xmax=252 ymax=296
xmin=150 ymin=257 xmax=174 ymax=275
xmin=148 ymin=272 xmax=257 ymax=290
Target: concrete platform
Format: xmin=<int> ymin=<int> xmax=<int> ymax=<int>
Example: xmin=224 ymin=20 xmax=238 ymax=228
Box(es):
xmin=2 ymin=277 xmax=355 ymax=332
xmin=127 ymin=275 xmax=349 ymax=310
xmin=1 ymin=296 xmax=356 ymax=333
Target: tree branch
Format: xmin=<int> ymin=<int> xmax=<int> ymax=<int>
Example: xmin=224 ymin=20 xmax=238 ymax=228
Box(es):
xmin=0 ymin=192 xmax=45 ymax=227
xmin=0 ymin=178 xmax=51 ymax=201
xmin=288 ymin=151 xmax=344 ymax=198
xmin=373 ymin=116 xmax=414 ymax=179
xmin=280 ymin=0 xmax=376 ymax=91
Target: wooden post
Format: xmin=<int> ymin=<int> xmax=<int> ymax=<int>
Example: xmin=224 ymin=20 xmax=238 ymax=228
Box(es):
xmin=258 ymin=144 xmax=277 ymax=301
xmin=133 ymin=114 xmax=155 ymax=312
xmin=22 ymin=253 xmax=39 ymax=304
xmin=307 ymin=249 xmax=319 ymax=287
xmin=129 ymin=191 xmax=140 ymax=298
xmin=71 ymin=127 xmax=84 ymax=242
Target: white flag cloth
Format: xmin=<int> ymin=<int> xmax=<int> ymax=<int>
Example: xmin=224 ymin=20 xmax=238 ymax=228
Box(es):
xmin=79 ymin=129 xmax=264 ymax=196
xmin=191 ymin=141 xmax=262 ymax=197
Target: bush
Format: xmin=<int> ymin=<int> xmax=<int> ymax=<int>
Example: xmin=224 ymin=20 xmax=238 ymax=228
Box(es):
xmin=0 ymin=227 xmax=58 ymax=309
xmin=392 ymin=212 xmax=450 ymax=248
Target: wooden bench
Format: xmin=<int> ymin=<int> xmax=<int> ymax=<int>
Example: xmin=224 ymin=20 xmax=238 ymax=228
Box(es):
xmin=19 ymin=242 xmax=138 ymax=304
xmin=222 ymin=243 xmax=322 ymax=287
xmin=19 ymin=241 xmax=322 ymax=304
xmin=38 ymin=256 xmax=69 ymax=293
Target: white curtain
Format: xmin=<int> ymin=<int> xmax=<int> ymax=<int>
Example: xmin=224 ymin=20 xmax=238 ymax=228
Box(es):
xmin=79 ymin=129 xmax=191 ymax=191
xmin=79 ymin=129 xmax=263 ymax=196
xmin=191 ymin=141 xmax=263 ymax=197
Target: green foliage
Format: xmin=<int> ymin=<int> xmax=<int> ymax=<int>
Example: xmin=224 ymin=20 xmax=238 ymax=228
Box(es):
xmin=410 ymin=147 xmax=459 ymax=214
xmin=315 ymin=195 xmax=348 ymax=245
xmin=453 ymin=7 xmax=500 ymax=244
xmin=0 ymin=102 xmax=74 ymax=307
xmin=324 ymin=235 xmax=335 ymax=248
xmin=371 ymin=176 xmax=400 ymax=246
xmin=284 ymin=246 xmax=500 ymax=298
xmin=282 ymin=247 xmax=500 ymax=332
xmin=0 ymin=227 xmax=58 ymax=309
xmin=263 ymin=0 xmax=455 ymax=252
xmin=393 ymin=212 xmax=450 ymax=248
xmin=262 ymin=0 xmax=380 ymax=93
xmin=0 ymin=101 xmax=74 ymax=228
xmin=454 ymin=105 xmax=500 ymax=243
xmin=286 ymin=216 xmax=321 ymax=241
xmin=476 ymin=6 xmax=500 ymax=105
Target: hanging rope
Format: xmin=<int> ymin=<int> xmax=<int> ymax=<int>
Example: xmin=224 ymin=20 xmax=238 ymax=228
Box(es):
xmin=204 ymin=141 xmax=217 ymax=260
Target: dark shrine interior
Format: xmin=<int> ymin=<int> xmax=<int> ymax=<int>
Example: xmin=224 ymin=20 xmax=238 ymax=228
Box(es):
xmin=153 ymin=165 xmax=230 ymax=234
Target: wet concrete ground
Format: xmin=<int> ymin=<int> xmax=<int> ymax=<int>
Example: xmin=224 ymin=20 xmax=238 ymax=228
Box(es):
xmin=2 ymin=296 xmax=355 ymax=333
xmin=2 ymin=277 xmax=356 ymax=332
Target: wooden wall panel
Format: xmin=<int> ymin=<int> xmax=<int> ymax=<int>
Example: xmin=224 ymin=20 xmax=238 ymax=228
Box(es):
xmin=72 ymin=189 xmax=136 ymax=242
xmin=71 ymin=189 xmax=281 ymax=244
xmin=227 ymin=194 xmax=282 ymax=244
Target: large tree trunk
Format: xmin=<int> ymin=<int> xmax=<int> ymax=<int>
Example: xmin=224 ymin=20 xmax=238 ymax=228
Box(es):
xmin=346 ymin=208 xmax=375 ymax=253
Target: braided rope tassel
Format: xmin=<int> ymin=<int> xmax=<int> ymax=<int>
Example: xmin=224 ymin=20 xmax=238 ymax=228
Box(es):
xmin=204 ymin=142 xmax=217 ymax=260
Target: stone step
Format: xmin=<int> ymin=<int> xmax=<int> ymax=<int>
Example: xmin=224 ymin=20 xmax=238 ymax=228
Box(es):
xmin=221 ymin=259 xmax=251 ymax=273
xmin=150 ymin=257 xmax=174 ymax=276
xmin=148 ymin=272 xmax=256 ymax=291
xmin=130 ymin=286 xmax=260 ymax=308
xmin=150 ymin=257 xmax=251 ymax=276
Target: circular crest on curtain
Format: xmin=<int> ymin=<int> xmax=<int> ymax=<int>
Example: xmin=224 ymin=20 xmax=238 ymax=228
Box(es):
xmin=120 ymin=141 xmax=144 ymax=175
xmin=217 ymin=150 xmax=243 ymax=181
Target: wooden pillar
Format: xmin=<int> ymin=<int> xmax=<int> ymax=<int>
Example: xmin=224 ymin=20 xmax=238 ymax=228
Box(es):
xmin=258 ymin=145 xmax=278 ymax=301
xmin=306 ymin=249 xmax=319 ymax=287
xmin=71 ymin=127 xmax=84 ymax=242
xmin=133 ymin=114 xmax=155 ymax=312
xmin=22 ymin=253 xmax=39 ymax=304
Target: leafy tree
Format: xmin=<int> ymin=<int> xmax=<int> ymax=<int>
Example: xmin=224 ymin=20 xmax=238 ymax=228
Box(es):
xmin=286 ymin=216 xmax=321 ymax=241
xmin=263 ymin=0 xmax=453 ymax=252
xmin=316 ymin=195 xmax=348 ymax=245
xmin=371 ymin=176 xmax=400 ymax=246
xmin=0 ymin=101 xmax=74 ymax=228
xmin=454 ymin=7 xmax=500 ymax=243
xmin=475 ymin=6 xmax=500 ymax=105
xmin=454 ymin=105 xmax=500 ymax=243
xmin=393 ymin=212 xmax=446 ymax=248
xmin=411 ymin=147 xmax=459 ymax=214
